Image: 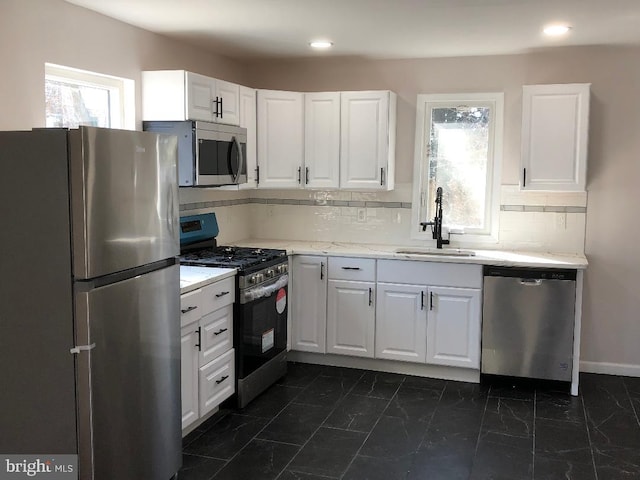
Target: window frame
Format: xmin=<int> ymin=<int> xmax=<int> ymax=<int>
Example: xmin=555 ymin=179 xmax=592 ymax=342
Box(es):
xmin=45 ymin=63 xmax=135 ymax=130
xmin=410 ymin=92 xmax=504 ymax=244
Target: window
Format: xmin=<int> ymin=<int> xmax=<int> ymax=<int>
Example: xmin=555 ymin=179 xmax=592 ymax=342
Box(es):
xmin=411 ymin=92 xmax=504 ymax=243
xmin=45 ymin=63 xmax=134 ymax=129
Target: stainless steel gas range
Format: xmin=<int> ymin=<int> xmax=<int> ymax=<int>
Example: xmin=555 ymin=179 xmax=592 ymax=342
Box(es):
xmin=179 ymin=213 xmax=288 ymax=408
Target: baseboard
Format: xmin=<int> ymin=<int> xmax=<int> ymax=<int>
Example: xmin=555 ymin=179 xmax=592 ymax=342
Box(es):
xmin=580 ymin=361 xmax=640 ymax=377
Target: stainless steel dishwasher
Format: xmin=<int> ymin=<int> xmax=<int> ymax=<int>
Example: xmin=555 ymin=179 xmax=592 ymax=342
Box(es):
xmin=481 ymin=266 xmax=576 ymax=382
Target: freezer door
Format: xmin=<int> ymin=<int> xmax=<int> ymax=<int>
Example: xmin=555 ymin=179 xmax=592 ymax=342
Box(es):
xmin=69 ymin=127 xmax=179 ymax=279
xmin=75 ymin=264 xmax=181 ymax=480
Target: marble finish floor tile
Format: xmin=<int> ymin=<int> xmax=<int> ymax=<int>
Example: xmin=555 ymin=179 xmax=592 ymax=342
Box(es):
xmin=178 ymin=365 xmax=640 ymax=480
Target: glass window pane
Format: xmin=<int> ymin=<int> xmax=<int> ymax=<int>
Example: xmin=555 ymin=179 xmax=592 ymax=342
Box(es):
xmin=427 ymin=106 xmax=490 ymax=230
xmin=45 ymin=78 xmax=111 ymax=128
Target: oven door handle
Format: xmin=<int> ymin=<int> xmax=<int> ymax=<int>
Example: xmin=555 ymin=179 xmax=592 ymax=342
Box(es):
xmin=232 ymin=135 xmax=244 ymax=184
xmin=240 ymin=274 xmax=288 ymax=304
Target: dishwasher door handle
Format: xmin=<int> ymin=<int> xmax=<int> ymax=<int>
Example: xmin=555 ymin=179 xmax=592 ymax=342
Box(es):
xmin=519 ymin=279 xmax=543 ymax=286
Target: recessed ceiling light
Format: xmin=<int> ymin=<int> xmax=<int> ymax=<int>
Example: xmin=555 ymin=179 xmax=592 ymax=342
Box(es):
xmin=543 ymin=24 xmax=572 ymax=36
xmin=309 ymin=40 xmax=333 ymax=49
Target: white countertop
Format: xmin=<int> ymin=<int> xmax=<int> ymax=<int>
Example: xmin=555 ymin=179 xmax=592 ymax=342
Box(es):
xmin=180 ymin=265 xmax=237 ymax=294
xmin=230 ymin=239 xmax=588 ymax=269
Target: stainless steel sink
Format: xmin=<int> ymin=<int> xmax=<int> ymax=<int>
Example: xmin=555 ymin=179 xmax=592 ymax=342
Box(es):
xmin=395 ymin=247 xmax=476 ymax=257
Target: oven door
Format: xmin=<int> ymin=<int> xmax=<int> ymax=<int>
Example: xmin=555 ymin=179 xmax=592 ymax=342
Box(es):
xmin=195 ymin=128 xmax=247 ymax=186
xmin=236 ymin=275 xmax=288 ymax=379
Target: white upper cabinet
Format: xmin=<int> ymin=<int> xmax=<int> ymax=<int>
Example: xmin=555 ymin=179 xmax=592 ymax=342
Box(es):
xmin=521 ymin=83 xmax=590 ymax=191
xmin=257 ymin=90 xmax=304 ymax=189
xmin=340 ymin=91 xmax=396 ymax=190
xmin=142 ymin=70 xmax=241 ymax=126
xmin=304 ymin=92 xmax=340 ymax=189
xmin=239 ymin=86 xmax=258 ymax=189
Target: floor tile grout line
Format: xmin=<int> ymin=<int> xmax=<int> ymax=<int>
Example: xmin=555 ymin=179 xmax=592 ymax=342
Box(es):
xmin=581 ymin=386 xmax=600 ymax=480
xmin=409 ymin=381 xmax=448 ymax=456
xmin=209 ymin=368 xmax=326 ymax=479
xmin=182 ymin=452 xmax=228 ymax=461
xmin=471 ymin=383 xmax=492 ymax=465
xmin=272 ymin=369 xmax=368 ymax=480
xmin=337 ymin=376 xmax=408 ymax=480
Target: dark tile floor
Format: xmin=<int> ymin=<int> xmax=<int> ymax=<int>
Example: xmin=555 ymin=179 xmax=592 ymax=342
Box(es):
xmin=180 ymin=363 xmax=640 ymax=480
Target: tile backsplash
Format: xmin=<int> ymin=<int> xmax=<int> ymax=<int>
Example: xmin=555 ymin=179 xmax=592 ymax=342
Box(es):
xmin=179 ymin=183 xmax=587 ymax=255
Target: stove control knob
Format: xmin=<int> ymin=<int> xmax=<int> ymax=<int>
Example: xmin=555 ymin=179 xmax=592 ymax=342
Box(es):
xmin=278 ymin=264 xmax=288 ymax=274
xmin=248 ymin=275 xmax=257 ymax=285
xmin=255 ymin=273 xmax=264 ymax=284
xmin=266 ymin=269 xmax=275 ymax=278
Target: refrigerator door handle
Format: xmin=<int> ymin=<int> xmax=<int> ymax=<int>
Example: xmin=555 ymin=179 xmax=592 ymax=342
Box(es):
xmin=70 ymin=343 xmax=96 ymax=354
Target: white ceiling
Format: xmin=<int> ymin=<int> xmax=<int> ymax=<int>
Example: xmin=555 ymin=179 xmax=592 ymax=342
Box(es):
xmin=65 ymin=0 xmax=640 ymax=60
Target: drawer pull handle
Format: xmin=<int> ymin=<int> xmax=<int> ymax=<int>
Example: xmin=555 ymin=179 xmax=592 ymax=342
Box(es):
xmin=421 ymin=291 xmax=425 ymax=310
xmin=369 ymin=287 xmax=373 ymax=306
xmin=320 ymin=262 xmax=324 ymax=280
xmin=214 ymin=328 xmax=228 ymax=336
xmin=216 ymin=375 xmax=229 ymax=385
xmin=181 ymin=305 xmax=198 ymax=314
xmin=430 ymin=292 xmax=434 ymax=311
xmin=341 ymin=267 xmax=361 ymax=271
xmin=215 ymin=291 xmax=230 ymax=298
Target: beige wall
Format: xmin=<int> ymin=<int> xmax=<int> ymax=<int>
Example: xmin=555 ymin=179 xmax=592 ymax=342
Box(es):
xmin=1 ymin=0 xmax=639 ymax=371
xmin=245 ymin=47 xmax=640 ymax=370
xmin=0 ymin=0 xmax=249 ymax=131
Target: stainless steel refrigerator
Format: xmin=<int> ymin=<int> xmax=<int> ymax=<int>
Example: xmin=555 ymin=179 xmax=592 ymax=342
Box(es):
xmin=0 ymin=126 xmax=182 ymax=479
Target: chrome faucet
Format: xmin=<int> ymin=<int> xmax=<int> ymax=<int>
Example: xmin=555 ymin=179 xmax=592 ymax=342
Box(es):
xmin=420 ymin=187 xmax=450 ymax=249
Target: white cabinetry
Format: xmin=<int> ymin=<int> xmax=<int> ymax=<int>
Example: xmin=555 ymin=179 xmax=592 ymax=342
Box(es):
xmin=340 ymin=91 xmax=396 ymax=191
xmin=375 ymin=283 xmax=427 ymax=363
xmin=304 ymin=92 xmax=341 ymax=189
xmin=521 ymin=83 xmax=590 ymax=191
xmin=426 ymin=286 xmax=481 ymax=369
xmin=179 ymin=275 xmax=235 ymax=433
xmin=239 ymin=86 xmax=258 ymax=189
xmin=376 ymin=260 xmax=482 ymax=369
xmin=256 ymin=90 xmax=304 ymax=188
xmin=142 ymin=70 xmax=241 ymax=126
xmin=326 ymin=257 xmax=376 ymax=358
xmin=291 ymin=256 xmax=327 ymax=353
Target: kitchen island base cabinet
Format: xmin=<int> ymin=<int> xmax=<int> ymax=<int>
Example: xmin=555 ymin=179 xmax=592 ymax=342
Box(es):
xmin=291 ymin=256 xmax=327 ymax=353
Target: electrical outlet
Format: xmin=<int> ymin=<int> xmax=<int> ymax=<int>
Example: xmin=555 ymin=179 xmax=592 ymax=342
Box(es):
xmin=357 ymin=208 xmax=366 ymax=222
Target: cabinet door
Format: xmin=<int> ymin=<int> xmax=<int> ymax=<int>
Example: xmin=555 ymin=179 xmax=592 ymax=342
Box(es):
xmin=257 ymin=90 xmax=304 ymax=189
xmin=239 ymin=86 xmax=258 ymax=189
xmin=215 ymin=79 xmax=241 ymax=126
xmin=185 ymin=71 xmax=215 ymax=122
xmin=304 ymin=92 xmax=340 ymax=189
xmin=180 ymin=325 xmax=199 ymax=431
xmin=521 ymin=83 xmax=590 ymax=191
xmin=291 ymin=256 xmax=327 ymax=353
xmin=426 ymin=286 xmax=481 ymax=369
xmin=376 ymin=283 xmax=427 ymax=363
xmin=340 ymin=91 xmax=395 ymax=190
xmin=327 ymin=279 xmax=375 ymax=358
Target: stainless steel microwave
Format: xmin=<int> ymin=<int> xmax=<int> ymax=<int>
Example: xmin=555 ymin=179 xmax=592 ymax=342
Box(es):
xmin=143 ymin=120 xmax=247 ymax=187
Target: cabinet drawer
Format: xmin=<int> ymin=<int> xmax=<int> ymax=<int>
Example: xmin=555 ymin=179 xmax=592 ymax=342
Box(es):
xmin=377 ymin=260 xmax=482 ymax=289
xmin=202 ymin=277 xmax=235 ymax=314
xmin=180 ymin=289 xmax=203 ymax=327
xmin=199 ymin=348 xmax=235 ymax=417
xmin=328 ymin=257 xmax=376 ymax=281
xmin=200 ymin=305 xmax=233 ymax=366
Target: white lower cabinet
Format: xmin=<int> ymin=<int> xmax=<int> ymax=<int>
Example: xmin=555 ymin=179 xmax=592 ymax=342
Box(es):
xmin=180 ymin=275 xmax=236 ymax=433
xmin=291 ymin=256 xmax=327 ymax=353
xmin=326 ymin=279 xmax=375 ymax=358
xmin=180 ymin=325 xmax=200 ymax=430
xmin=199 ymin=348 xmax=235 ymax=417
xmin=375 ymin=283 xmax=427 ymax=363
xmin=426 ymin=286 xmax=481 ymax=369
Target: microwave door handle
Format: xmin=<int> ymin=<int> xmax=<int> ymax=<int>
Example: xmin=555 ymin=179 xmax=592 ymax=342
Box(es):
xmin=233 ymin=136 xmax=244 ymax=184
